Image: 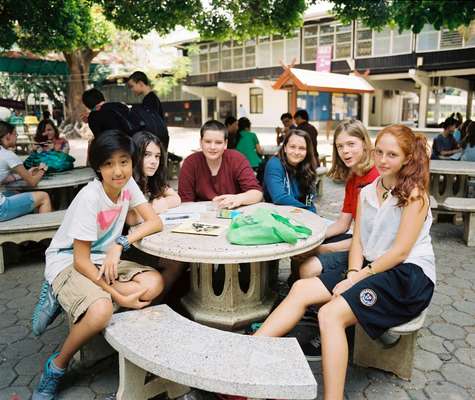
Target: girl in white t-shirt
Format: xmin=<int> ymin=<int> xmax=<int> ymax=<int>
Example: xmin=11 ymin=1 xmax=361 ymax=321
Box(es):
xmin=254 ymin=125 xmax=435 ymax=400
xmin=33 ymin=130 xmax=164 ymax=399
xmin=0 ymin=121 xmax=51 ymax=221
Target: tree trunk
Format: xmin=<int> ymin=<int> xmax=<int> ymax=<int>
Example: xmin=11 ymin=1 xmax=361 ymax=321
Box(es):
xmin=63 ymin=48 xmax=99 ymax=124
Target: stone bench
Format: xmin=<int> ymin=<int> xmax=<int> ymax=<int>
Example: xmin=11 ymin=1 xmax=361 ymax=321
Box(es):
xmin=353 ymin=309 xmax=427 ymax=380
xmin=0 ymin=210 xmax=66 ymax=273
xmin=104 ymin=305 xmax=317 ymax=400
xmin=440 ymin=197 xmax=475 ymax=246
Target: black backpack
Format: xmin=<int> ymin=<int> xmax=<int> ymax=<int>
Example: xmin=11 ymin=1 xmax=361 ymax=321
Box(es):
xmin=111 ymin=104 xmax=170 ymax=149
xmin=129 ymin=104 xmax=169 ymax=149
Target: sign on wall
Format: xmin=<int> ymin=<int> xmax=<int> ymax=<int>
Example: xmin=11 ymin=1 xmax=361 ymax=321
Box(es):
xmin=316 ymin=45 xmax=332 ymax=72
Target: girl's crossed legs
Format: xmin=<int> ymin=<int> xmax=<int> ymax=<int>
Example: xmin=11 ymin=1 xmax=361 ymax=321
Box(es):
xmin=255 ymin=277 xmax=357 ymax=400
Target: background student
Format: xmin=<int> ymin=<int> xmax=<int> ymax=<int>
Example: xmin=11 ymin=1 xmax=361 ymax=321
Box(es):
xmin=34 ymin=119 xmax=70 ymax=153
xmin=235 ymin=117 xmax=264 ymax=171
xmin=0 ymin=121 xmax=51 ymax=221
xmin=127 ymin=71 xmax=164 ymax=120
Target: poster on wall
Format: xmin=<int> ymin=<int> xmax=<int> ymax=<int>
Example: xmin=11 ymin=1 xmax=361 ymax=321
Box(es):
xmin=316 ymin=45 xmax=332 ymax=72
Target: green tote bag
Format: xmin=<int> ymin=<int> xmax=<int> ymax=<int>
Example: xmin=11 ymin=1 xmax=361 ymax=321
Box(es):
xmin=227 ymin=207 xmax=312 ymax=245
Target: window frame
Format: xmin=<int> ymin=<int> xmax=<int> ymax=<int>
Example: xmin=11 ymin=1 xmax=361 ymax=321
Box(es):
xmin=249 ymin=87 xmax=264 ymax=114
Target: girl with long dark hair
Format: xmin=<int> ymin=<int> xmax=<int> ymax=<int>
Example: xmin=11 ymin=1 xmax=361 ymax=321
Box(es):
xmin=263 ymin=129 xmax=317 ymax=212
xmin=132 ymin=131 xmax=180 ymax=214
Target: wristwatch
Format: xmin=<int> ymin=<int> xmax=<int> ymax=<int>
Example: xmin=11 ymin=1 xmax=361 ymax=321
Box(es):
xmin=115 ymin=235 xmax=131 ymax=252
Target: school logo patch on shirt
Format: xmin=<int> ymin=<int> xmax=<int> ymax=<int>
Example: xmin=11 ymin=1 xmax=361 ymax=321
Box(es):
xmin=360 ymin=288 xmax=377 ymax=307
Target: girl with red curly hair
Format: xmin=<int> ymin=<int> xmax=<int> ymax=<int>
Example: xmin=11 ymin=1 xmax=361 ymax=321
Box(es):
xmin=254 ymin=125 xmax=436 ymax=400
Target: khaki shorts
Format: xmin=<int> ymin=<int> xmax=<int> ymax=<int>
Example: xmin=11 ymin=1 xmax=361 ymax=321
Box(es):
xmin=52 ymin=260 xmax=155 ymax=323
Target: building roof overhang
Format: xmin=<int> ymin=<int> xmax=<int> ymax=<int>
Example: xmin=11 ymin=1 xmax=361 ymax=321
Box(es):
xmin=273 ymin=68 xmax=375 ymax=94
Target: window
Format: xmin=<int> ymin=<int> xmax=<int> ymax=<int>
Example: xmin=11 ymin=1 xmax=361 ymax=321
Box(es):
xmin=245 ymin=39 xmax=256 ymax=68
xmin=285 ymin=31 xmax=300 ymax=63
xmin=221 ymin=41 xmax=232 ymax=70
xmin=208 ymin=44 xmax=219 ymax=72
xmin=417 ymin=25 xmax=439 ymax=51
xmin=303 ymin=22 xmax=352 ymax=62
xmin=233 ymin=41 xmax=244 ymax=69
xmin=257 ymin=36 xmax=271 ymax=67
xmin=416 ymin=24 xmax=473 ymax=51
xmin=250 ymin=87 xmax=263 ymax=114
xmin=356 ymin=22 xmax=372 ymax=57
xmin=271 ymin=34 xmax=284 ymax=66
xmin=356 ymin=22 xmax=412 ymax=57
xmin=440 ymin=28 xmax=463 ymax=49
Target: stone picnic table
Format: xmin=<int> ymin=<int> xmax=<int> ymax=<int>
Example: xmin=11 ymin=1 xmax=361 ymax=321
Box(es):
xmin=430 ymin=160 xmax=475 ymax=203
xmin=135 ymin=202 xmax=326 ymax=330
xmin=2 ymin=166 xmax=95 ymax=209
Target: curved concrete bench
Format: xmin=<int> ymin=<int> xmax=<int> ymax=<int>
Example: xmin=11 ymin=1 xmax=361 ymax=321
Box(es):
xmin=441 ymin=197 xmax=475 ymax=246
xmin=353 ymin=309 xmax=428 ymax=380
xmin=0 ymin=210 xmax=66 ymax=273
xmin=104 ymin=305 xmax=317 ymax=400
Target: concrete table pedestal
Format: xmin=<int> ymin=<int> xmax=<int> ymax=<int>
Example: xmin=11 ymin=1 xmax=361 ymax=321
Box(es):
xmin=182 ymin=261 xmax=279 ymax=330
xmin=135 ymin=202 xmax=326 ymax=331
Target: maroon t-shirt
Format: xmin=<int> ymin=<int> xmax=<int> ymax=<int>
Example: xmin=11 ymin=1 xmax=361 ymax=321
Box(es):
xmin=178 ymin=149 xmax=262 ymax=202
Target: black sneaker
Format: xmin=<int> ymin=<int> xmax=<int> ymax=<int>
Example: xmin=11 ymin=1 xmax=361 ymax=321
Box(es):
xmin=300 ymin=337 xmax=322 ymax=362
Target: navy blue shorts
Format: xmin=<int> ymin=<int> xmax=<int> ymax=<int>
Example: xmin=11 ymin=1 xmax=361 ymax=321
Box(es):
xmin=318 ymin=253 xmax=434 ymax=339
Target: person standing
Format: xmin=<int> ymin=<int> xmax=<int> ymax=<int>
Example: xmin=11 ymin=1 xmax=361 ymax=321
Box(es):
xmin=127 ymin=71 xmax=165 ymax=120
xmin=294 ymin=109 xmax=319 ymax=165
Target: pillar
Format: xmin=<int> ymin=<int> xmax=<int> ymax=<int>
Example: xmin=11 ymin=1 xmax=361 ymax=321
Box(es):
xmin=200 ymin=97 xmax=207 ymax=126
xmin=362 ymin=93 xmax=370 ymax=127
xmin=467 ymin=90 xmax=473 ymax=120
xmin=418 ymin=84 xmax=429 ymax=129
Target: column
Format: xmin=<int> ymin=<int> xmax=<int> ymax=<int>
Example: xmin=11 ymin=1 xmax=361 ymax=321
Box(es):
xmin=200 ymin=97 xmax=207 ymax=126
xmin=467 ymin=90 xmax=473 ymax=120
xmin=418 ymin=84 xmax=429 ymax=129
xmin=362 ymin=93 xmax=370 ymax=127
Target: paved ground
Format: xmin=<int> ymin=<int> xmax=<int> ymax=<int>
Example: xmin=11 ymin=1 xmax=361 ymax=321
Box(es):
xmin=1 ymin=130 xmax=474 ymax=399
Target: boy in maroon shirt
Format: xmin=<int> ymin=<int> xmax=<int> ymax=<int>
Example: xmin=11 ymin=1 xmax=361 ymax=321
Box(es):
xmin=178 ymin=120 xmax=262 ymax=209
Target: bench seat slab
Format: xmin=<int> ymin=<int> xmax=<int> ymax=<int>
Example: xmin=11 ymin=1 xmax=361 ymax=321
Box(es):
xmin=105 ymin=305 xmax=317 ymax=400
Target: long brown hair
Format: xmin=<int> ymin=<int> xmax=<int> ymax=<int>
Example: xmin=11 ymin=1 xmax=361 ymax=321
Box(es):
xmin=34 ymin=119 xmax=59 ymax=143
xmin=132 ymin=131 xmax=168 ymax=200
xmin=278 ymin=129 xmax=317 ymax=195
xmin=375 ymin=125 xmax=430 ymax=207
xmin=328 ymin=119 xmax=373 ymax=181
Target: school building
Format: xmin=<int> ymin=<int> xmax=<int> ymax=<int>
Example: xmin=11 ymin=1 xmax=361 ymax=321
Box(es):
xmin=160 ymin=6 xmax=475 ymax=129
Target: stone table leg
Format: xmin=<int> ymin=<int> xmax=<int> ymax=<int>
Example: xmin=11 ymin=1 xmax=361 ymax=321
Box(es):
xmin=463 ymin=211 xmax=475 ymax=246
xmin=182 ymin=260 xmax=278 ymax=330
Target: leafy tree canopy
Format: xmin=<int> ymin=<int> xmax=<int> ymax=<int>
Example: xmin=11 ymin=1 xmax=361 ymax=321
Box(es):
xmin=329 ymin=0 xmax=475 ymax=33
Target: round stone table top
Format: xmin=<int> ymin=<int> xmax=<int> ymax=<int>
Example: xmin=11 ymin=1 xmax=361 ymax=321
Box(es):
xmin=4 ymin=167 xmax=96 ymax=191
xmin=136 ymin=202 xmax=327 ymax=264
xmin=430 ymin=160 xmax=475 ymax=176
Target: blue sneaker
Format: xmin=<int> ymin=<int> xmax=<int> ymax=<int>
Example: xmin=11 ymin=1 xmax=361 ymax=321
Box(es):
xmin=33 ymin=352 xmax=65 ymax=400
xmin=32 ymin=281 xmax=62 ymax=336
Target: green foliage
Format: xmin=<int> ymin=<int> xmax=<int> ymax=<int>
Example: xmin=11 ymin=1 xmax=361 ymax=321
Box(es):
xmin=1 ymin=0 xmax=112 ymax=54
xmin=98 ymin=0 xmax=307 ymax=41
xmin=329 ymin=0 xmax=475 ymax=33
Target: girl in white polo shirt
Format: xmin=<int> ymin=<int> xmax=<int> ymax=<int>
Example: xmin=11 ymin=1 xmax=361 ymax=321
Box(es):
xmin=254 ymin=124 xmax=435 ymax=400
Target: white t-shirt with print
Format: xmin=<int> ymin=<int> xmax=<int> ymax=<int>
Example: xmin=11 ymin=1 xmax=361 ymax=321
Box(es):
xmin=0 ymin=146 xmax=23 ymax=205
xmin=45 ymin=178 xmax=147 ymax=284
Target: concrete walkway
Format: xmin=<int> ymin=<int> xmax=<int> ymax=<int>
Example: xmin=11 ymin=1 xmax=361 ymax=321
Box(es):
xmin=1 ymin=132 xmax=473 ymax=399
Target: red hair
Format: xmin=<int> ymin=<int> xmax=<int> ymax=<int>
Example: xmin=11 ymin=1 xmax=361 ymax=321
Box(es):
xmin=375 ymin=125 xmax=430 ymax=207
